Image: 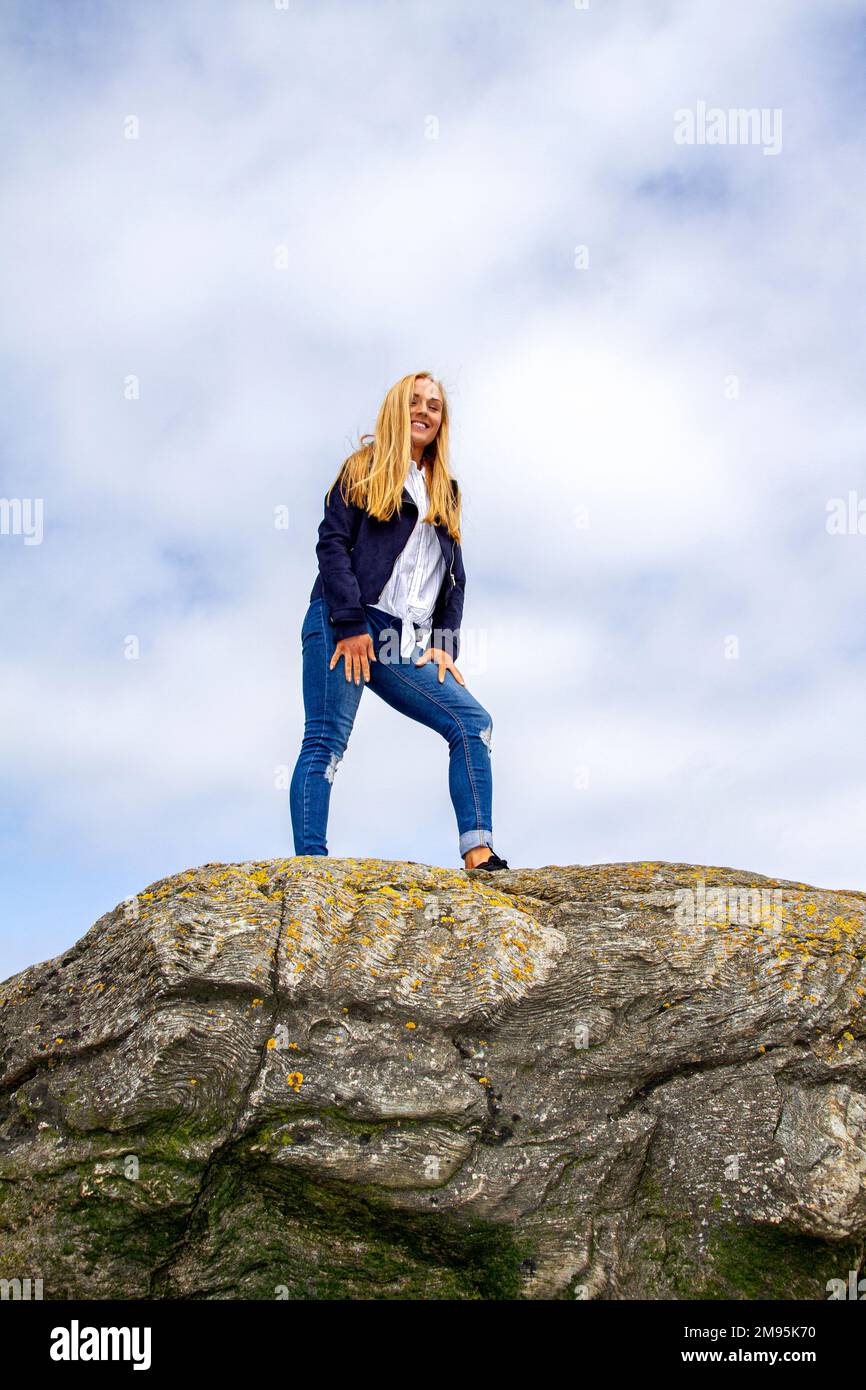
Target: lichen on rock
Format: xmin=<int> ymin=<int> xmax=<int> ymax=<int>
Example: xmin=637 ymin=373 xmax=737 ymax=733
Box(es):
xmin=1 ymin=857 xmax=864 ymax=1299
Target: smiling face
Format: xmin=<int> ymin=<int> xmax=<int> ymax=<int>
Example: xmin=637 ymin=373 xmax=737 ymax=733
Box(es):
xmin=409 ymin=377 xmax=443 ymax=461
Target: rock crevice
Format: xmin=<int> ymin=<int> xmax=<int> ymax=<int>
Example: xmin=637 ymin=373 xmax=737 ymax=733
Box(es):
xmin=1 ymin=857 xmax=864 ymax=1299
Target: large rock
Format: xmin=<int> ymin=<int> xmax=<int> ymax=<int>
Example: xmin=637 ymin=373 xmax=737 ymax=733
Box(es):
xmin=1 ymin=858 xmax=864 ymax=1300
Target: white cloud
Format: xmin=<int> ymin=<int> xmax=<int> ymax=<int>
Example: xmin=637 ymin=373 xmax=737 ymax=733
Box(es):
xmin=1 ymin=0 xmax=864 ymax=976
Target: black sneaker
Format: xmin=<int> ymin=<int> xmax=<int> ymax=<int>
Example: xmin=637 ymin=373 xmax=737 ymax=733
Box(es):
xmin=467 ymin=851 xmax=511 ymax=872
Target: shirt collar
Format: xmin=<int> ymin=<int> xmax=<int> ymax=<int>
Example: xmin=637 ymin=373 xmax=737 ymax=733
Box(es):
xmin=406 ymin=459 xmax=427 ymax=489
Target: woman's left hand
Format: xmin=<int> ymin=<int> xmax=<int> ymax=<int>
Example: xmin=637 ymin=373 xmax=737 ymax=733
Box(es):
xmin=415 ymin=646 xmax=465 ymax=685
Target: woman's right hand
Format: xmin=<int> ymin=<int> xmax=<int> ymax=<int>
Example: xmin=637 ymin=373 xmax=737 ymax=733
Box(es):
xmin=330 ymin=633 xmax=377 ymax=685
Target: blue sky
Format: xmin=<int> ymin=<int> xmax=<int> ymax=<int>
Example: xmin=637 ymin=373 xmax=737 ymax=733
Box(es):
xmin=2 ymin=0 xmax=865 ymax=980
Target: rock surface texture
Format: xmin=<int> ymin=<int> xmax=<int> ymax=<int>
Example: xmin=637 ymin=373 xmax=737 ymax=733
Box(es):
xmin=1 ymin=857 xmax=865 ymax=1300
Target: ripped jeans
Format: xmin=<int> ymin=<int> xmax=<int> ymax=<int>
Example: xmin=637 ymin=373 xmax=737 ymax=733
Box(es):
xmin=289 ymin=598 xmax=495 ymax=859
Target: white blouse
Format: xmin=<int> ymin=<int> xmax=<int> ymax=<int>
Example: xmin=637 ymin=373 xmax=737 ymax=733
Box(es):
xmin=375 ymin=459 xmax=446 ymax=658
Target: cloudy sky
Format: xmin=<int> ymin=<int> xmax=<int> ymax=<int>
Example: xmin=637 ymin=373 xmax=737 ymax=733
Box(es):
xmin=2 ymin=0 xmax=864 ymax=979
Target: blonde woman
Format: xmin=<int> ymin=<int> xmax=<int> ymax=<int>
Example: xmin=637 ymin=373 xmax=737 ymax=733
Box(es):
xmin=290 ymin=371 xmax=509 ymax=873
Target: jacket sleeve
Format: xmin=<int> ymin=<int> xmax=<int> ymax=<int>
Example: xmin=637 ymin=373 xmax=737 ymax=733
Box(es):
xmin=444 ymin=533 xmax=464 ymax=658
xmin=431 ymin=479 xmax=466 ymax=660
xmin=432 ymin=536 xmax=466 ymax=661
xmin=315 ymin=482 xmax=369 ymax=642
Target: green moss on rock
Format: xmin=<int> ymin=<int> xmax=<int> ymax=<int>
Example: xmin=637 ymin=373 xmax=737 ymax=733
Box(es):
xmin=701 ymin=1223 xmax=863 ymax=1301
xmin=155 ymin=1145 xmax=535 ymax=1300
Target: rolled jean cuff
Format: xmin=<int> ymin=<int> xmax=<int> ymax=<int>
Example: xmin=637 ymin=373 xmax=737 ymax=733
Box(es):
xmin=459 ymin=827 xmax=495 ymax=855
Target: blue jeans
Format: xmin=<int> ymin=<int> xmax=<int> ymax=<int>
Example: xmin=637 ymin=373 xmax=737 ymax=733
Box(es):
xmin=290 ymin=599 xmax=495 ymax=859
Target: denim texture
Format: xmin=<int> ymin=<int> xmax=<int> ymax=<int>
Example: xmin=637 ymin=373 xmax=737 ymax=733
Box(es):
xmin=290 ymin=599 xmax=494 ymax=859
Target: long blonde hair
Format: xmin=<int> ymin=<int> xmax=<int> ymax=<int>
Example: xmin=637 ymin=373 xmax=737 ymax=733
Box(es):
xmin=326 ymin=371 xmax=461 ymax=541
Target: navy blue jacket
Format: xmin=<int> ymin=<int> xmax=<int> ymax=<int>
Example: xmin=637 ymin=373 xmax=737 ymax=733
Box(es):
xmin=309 ymin=475 xmax=466 ymax=659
